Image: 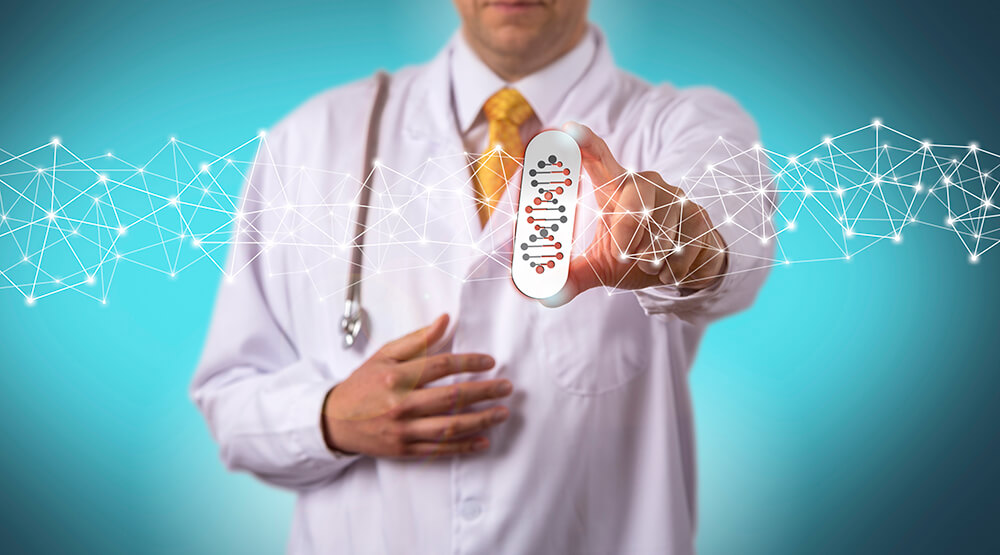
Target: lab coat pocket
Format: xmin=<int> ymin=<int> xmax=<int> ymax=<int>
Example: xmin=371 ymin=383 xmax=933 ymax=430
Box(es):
xmin=535 ymin=294 xmax=652 ymax=395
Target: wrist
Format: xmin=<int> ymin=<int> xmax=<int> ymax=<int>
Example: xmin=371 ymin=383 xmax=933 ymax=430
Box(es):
xmin=320 ymin=386 xmax=357 ymax=455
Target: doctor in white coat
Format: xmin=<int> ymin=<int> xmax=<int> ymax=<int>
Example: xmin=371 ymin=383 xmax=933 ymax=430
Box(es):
xmin=192 ymin=0 xmax=775 ymax=553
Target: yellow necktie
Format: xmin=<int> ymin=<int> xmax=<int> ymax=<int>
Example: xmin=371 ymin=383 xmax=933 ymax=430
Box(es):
xmin=473 ymin=88 xmax=534 ymax=226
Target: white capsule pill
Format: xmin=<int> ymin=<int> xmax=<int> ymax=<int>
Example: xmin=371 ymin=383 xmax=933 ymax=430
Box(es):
xmin=511 ymin=130 xmax=581 ymax=300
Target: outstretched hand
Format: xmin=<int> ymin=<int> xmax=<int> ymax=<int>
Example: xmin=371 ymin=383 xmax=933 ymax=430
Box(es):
xmin=542 ymin=122 xmax=728 ymax=307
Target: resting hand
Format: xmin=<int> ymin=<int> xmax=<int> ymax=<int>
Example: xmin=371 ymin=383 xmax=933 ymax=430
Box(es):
xmin=322 ymin=314 xmax=512 ymax=458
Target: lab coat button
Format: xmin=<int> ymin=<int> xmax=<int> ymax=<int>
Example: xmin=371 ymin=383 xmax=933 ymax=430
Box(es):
xmin=459 ymin=499 xmax=483 ymax=521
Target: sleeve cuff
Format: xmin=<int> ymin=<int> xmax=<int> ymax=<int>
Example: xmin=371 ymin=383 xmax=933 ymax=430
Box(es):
xmin=287 ymin=376 xmax=363 ymax=467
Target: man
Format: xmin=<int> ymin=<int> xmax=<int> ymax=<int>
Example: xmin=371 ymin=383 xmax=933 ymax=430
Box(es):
xmin=192 ymin=0 xmax=774 ymax=553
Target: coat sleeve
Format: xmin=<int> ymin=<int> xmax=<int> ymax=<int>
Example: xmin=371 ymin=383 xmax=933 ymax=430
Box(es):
xmin=189 ymin=124 xmax=362 ymax=491
xmin=633 ymin=87 xmax=777 ymax=325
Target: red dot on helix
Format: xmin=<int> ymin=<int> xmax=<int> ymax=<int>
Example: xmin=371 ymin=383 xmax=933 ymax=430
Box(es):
xmin=564 ymin=178 xmax=572 ymax=185
xmin=544 ymin=192 xmax=553 ymax=200
xmin=525 ymin=206 xmax=533 ymax=213
xmin=556 ymin=161 xmax=563 ymax=167
xmin=527 ymin=216 xmax=534 ymax=223
xmin=556 ymin=252 xmax=564 ymax=260
xmin=563 ymin=168 xmax=570 ymax=175
xmin=535 ymin=266 xmax=545 ymax=274
xmin=554 ymin=242 xmax=562 ymax=249
xmin=547 ymin=261 xmax=555 ymax=268
xmin=533 ymin=198 xmax=542 ymax=205
xmin=555 ymin=187 xmax=564 ymax=194
xmin=534 ymin=225 xmax=541 ymax=230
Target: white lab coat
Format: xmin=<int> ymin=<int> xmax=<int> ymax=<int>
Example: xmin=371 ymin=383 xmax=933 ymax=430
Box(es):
xmin=192 ymin=28 xmax=774 ymax=555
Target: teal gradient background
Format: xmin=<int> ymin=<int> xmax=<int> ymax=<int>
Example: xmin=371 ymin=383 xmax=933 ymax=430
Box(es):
xmin=2 ymin=0 xmax=998 ymax=553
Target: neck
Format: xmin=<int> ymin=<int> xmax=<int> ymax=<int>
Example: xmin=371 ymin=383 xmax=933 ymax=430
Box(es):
xmin=462 ymin=25 xmax=587 ymax=82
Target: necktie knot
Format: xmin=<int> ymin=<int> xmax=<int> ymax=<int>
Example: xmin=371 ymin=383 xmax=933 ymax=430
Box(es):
xmin=483 ymin=88 xmax=534 ymax=127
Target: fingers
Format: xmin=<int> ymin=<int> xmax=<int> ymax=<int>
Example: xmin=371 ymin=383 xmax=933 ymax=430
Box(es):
xmin=563 ymin=121 xmax=627 ymax=202
xmin=398 ymin=379 xmax=513 ymax=418
xmin=394 ymin=352 xmax=496 ymax=388
xmin=405 ymin=437 xmax=490 ymax=457
xmin=402 ymin=406 xmax=510 ymax=443
xmin=380 ymin=313 xmax=449 ymax=361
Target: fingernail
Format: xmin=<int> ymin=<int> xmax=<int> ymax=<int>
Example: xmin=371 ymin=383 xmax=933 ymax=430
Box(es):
xmin=493 ymin=407 xmax=509 ymax=423
xmin=495 ymin=381 xmax=513 ymax=396
xmin=474 ymin=437 xmax=489 ymax=450
xmin=480 ymin=355 xmax=495 ymax=368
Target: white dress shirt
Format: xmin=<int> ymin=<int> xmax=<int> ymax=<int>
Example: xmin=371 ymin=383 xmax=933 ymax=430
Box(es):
xmin=192 ymin=25 xmax=774 ymax=555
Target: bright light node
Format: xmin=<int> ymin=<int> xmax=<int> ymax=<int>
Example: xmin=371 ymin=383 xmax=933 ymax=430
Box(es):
xmin=873 ymin=176 xmax=882 ymax=185
xmin=86 ymin=275 xmax=95 ymax=285
xmin=137 ymin=167 xmax=144 ymax=174
xmin=226 ymin=159 xmax=233 ymax=164
xmin=983 ymin=199 xmax=993 ymax=209
xmin=822 ymin=136 xmax=832 ymax=145
xmin=46 ymin=211 xmax=56 ymax=221
xmin=706 ymin=164 xmax=714 ymax=172
xmin=199 ymin=163 xmax=209 ymax=172
xmin=943 ymin=176 xmax=951 ymax=185
xmin=969 ymin=142 xmax=979 ymax=151
xmin=25 ymin=296 xmax=35 ymax=306
xmin=192 ymin=239 xmax=202 ymax=248
xmin=37 ymin=168 xmax=44 ymax=174
xmin=969 ymin=254 xmax=979 ymax=264
xmin=225 ymin=275 xmax=235 ymax=284
xmin=99 ymin=174 xmax=108 ymax=183
xmin=845 ymin=228 xmax=855 ymax=237
xmin=51 ymin=137 xmax=61 ymax=146
xmin=106 ymin=152 xmax=113 ymax=158
xmin=835 ymin=187 xmax=844 ymax=196
xmin=257 ymin=129 xmax=266 ymax=138
xmin=752 ymin=142 xmax=762 ymax=150
xmin=872 ymin=118 xmax=882 ymax=127
xmin=788 ymin=156 xmax=797 ymax=165
xmin=803 ymin=186 xmax=813 ymax=197
xmin=921 ymin=140 xmax=930 ymax=149
xmin=115 ymin=253 xmax=122 ymax=260
xmin=946 ymin=216 xmax=955 ymax=226
xmin=101 ymin=299 xmax=107 ymax=305
xmin=170 ymin=136 xmax=177 ymax=142
xmin=893 ymin=234 xmax=901 ymax=243
xmin=117 ymin=226 xmax=127 ymax=235
xmin=914 ymin=183 xmax=923 ymax=193
xmin=783 ymin=259 xmax=790 ymax=265
xmin=168 ymin=196 xmax=178 ymax=206
xmin=169 ymin=272 xmax=176 ymax=279
xmin=787 ymin=220 xmax=797 ymax=231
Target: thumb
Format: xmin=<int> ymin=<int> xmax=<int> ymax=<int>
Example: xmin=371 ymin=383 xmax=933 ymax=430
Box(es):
xmin=539 ymin=253 xmax=604 ymax=308
xmin=381 ymin=313 xmax=449 ymax=360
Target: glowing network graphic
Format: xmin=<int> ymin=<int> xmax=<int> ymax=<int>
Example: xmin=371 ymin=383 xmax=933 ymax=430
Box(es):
xmin=0 ymin=120 xmax=996 ymax=306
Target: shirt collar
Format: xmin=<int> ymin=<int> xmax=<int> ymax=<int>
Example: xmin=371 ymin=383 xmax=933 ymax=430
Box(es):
xmin=449 ymin=25 xmax=599 ymax=133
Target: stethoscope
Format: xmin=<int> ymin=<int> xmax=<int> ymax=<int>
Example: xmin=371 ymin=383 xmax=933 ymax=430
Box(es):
xmin=340 ymin=70 xmax=390 ymax=349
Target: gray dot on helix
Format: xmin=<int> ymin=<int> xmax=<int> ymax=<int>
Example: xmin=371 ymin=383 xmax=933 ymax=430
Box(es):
xmin=529 ymin=234 xmax=537 ymax=241
xmin=537 ymin=161 xmax=545 ymax=169
xmin=551 ymin=224 xmax=559 ymax=232
xmin=548 ymin=155 xmax=557 ymax=163
xmin=531 ymin=180 xmax=538 ymax=186
xmin=520 ymin=243 xmax=529 ymax=250
xmin=529 ymin=169 xmax=536 ymax=176
xmin=560 ymin=216 xmax=567 ymax=223
xmin=540 ymin=229 xmax=549 ymax=237
xmin=558 ymin=206 xmax=566 ymax=212
xmin=523 ymin=254 xmax=530 ymax=261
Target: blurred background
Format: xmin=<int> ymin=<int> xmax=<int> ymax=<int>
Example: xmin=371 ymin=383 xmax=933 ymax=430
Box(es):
xmin=1 ymin=0 xmax=997 ymax=553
